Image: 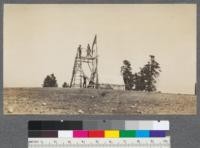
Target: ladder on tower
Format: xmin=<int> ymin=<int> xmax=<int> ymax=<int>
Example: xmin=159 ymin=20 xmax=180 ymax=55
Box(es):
xmin=70 ymin=53 xmax=83 ymax=88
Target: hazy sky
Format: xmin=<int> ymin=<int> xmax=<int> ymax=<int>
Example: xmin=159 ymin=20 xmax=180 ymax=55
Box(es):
xmin=4 ymin=4 xmax=196 ymax=94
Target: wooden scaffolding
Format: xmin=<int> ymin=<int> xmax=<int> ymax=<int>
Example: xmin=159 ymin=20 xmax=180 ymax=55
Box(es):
xmin=69 ymin=35 xmax=99 ymax=88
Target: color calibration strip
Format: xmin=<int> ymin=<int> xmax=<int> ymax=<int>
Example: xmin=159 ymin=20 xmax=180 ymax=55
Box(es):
xmin=28 ymin=120 xmax=170 ymax=148
xmin=29 ymin=120 xmax=169 ymax=130
xmin=28 ymin=120 xmax=169 ymax=138
xmin=29 ymin=130 xmax=167 ymax=138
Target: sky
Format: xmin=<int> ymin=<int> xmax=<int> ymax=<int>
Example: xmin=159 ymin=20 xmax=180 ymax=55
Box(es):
xmin=4 ymin=4 xmax=196 ymax=94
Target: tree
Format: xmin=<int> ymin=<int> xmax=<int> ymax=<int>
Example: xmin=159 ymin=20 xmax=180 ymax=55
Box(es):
xmin=121 ymin=55 xmax=161 ymax=92
xmin=62 ymin=82 xmax=69 ymax=88
xmin=141 ymin=55 xmax=161 ymax=91
xmin=121 ymin=60 xmax=134 ymax=90
xmin=43 ymin=73 xmax=58 ymax=87
xmin=133 ymin=71 xmax=145 ymax=91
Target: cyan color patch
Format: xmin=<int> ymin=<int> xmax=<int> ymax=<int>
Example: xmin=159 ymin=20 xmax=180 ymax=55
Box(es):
xmin=136 ymin=130 xmax=150 ymax=137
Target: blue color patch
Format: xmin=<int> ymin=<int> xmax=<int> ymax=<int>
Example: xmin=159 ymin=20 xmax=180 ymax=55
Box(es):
xmin=136 ymin=130 xmax=150 ymax=137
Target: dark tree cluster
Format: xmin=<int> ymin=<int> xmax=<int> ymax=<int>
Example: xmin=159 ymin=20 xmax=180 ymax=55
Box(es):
xmin=121 ymin=55 xmax=161 ymax=91
xmin=62 ymin=82 xmax=69 ymax=88
xmin=121 ymin=60 xmax=134 ymax=90
xmin=42 ymin=73 xmax=69 ymax=88
xmin=43 ymin=73 xmax=58 ymax=87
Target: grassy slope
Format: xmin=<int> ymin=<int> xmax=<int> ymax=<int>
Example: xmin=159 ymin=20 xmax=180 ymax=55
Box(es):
xmin=4 ymin=88 xmax=196 ymax=115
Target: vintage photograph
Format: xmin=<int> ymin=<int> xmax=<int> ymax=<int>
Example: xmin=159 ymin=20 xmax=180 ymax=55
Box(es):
xmin=4 ymin=4 xmax=196 ymax=114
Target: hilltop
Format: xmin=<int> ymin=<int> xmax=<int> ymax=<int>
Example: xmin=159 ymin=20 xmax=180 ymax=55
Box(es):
xmin=4 ymin=88 xmax=196 ymax=115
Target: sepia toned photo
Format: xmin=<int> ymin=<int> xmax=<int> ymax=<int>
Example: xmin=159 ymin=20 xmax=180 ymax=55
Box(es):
xmin=4 ymin=4 xmax=196 ymax=115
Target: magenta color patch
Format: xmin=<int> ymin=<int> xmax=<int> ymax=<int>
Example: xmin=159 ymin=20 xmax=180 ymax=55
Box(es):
xmin=73 ymin=130 xmax=88 ymax=138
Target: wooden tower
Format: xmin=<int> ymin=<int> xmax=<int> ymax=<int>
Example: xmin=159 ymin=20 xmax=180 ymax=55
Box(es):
xmin=69 ymin=35 xmax=99 ymax=88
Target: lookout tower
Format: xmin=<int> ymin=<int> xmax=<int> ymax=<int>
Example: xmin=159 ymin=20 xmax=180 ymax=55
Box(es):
xmin=69 ymin=35 xmax=99 ymax=88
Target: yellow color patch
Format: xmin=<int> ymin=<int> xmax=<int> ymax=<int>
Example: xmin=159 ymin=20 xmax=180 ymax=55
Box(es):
xmin=104 ymin=130 xmax=119 ymax=138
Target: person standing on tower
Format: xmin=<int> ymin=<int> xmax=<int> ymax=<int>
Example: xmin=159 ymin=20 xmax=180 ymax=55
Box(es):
xmin=78 ymin=45 xmax=82 ymax=58
xmin=83 ymin=75 xmax=87 ymax=88
xmin=86 ymin=44 xmax=91 ymax=57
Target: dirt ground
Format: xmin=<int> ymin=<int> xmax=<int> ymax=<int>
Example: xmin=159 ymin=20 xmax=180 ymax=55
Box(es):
xmin=4 ymin=87 xmax=196 ymax=115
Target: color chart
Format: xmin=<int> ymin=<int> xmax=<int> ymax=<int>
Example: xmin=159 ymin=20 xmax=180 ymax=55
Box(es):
xmin=28 ymin=120 xmax=170 ymax=148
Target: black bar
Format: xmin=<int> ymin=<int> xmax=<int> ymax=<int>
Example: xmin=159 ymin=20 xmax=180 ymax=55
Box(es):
xmin=28 ymin=130 xmax=58 ymax=138
xmin=28 ymin=131 xmax=42 ymax=138
xmin=41 ymin=131 xmax=58 ymax=137
xmin=28 ymin=121 xmax=83 ymax=130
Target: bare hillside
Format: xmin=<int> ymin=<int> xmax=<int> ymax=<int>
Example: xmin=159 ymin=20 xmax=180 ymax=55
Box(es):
xmin=4 ymin=88 xmax=196 ymax=115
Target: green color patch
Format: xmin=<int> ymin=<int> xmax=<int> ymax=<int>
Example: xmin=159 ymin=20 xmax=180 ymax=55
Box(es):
xmin=120 ymin=130 xmax=136 ymax=137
